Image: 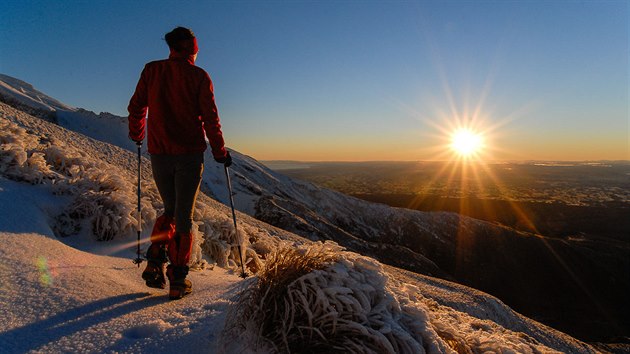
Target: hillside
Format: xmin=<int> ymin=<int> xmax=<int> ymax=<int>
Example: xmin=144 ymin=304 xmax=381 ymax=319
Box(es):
xmin=17 ymin=87 xmax=619 ymax=341
xmin=5 ymin=91 xmax=622 ymax=344
xmin=0 ymin=74 xmax=615 ymax=352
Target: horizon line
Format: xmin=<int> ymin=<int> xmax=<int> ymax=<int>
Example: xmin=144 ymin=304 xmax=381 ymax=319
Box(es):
xmin=260 ymin=159 xmax=630 ymax=164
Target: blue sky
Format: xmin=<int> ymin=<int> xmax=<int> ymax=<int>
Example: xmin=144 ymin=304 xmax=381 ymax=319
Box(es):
xmin=1 ymin=0 xmax=627 ymax=161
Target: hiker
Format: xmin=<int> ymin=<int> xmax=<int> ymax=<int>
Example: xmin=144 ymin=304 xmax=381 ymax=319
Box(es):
xmin=128 ymin=26 xmax=232 ymax=300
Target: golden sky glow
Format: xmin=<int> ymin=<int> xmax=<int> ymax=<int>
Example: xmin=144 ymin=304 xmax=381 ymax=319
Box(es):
xmin=1 ymin=2 xmax=626 ymax=162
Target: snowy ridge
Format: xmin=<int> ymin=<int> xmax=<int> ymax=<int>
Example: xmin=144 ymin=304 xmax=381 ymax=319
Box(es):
xmin=0 ymin=74 xmax=74 ymax=112
xmin=55 ymin=109 xmax=137 ymax=152
xmin=0 ymin=77 xmax=602 ymax=352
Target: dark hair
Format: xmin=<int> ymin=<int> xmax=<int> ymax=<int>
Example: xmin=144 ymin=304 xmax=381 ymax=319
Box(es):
xmin=165 ymin=27 xmax=195 ymax=51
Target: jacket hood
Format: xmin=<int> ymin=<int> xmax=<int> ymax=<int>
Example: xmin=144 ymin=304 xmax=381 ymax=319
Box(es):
xmin=169 ymin=51 xmax=197 ymax=65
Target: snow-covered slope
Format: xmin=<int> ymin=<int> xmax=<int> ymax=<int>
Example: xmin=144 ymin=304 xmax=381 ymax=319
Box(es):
xmin=0 ymin=77 xmax=604 ymax=352
xmin=0 ymin=170 xmax=595 ymax=353
xmin=55 ymin=108 xmax=138 ymax=152
xmin=8 ymin=73 xmax=618 ymax=344
xmin=0 ymin=73 xmax=74 ymax=112
xmin=0 ymin=177 xmax=241 ymax=353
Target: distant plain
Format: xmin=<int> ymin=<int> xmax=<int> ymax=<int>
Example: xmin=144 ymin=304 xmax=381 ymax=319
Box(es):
xmin=269 ymin=161 xmax=630 ymax=242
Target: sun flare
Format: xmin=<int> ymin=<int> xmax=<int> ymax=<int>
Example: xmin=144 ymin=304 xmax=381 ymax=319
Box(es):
xmin=450 ymin=129 xmax=484 ymax=158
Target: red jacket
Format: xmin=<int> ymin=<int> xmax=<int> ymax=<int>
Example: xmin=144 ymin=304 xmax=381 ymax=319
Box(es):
xmin=128 ymin=52 xmax=227 ymax=159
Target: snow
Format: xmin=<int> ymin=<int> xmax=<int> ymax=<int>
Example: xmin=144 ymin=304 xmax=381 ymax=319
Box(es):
xmin=55 ymin=109 xmax=138 ymax=153
xmin=0 ymin=74 xmax=74 ymax=112
xmin=0 ymin=74 xmax=602 ymax=353
xmin=0 ymin=177 xmax=242 ymax=353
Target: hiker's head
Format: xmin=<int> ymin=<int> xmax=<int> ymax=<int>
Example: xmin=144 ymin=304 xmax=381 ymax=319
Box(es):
xmin=165 ymin=27 xmax=198 ymax=56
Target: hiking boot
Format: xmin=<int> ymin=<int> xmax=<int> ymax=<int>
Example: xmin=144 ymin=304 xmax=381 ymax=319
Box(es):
xmin=167 ymin=265 xmax=192 ymax=300
xmin=142 ymin=244 xmax=168 ymax=289
xmin=169 ymin=278 xmax=192 ymax=300
xmin=142 ymin=262 xmax=166 ymax=289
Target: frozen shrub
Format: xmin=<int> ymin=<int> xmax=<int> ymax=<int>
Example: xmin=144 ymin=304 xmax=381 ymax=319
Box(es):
xmin=0 ymin=144 xmax=27 ymax=174
xmin=194 ymin=201 xmax=262 ymax=273
xmin=0 ymin=117 xmax=157 ymax=241
xmin=53 ymin=212 xmax=82 ymax=237
xmin=188 ymin=224 xmax=207 ymax=270
xmin=198 ymin=219 xmax=233 ymax=268
xmin=220 ymin=242 xmax=459 ymax=354
xmin=221 ymin=242 xmax=340 ymax=352
xmin=0 ymin=120 xmax=49 ymax=183
xmin=46 ymin=141 xmax=157 ymax=241
xmin=23 ymin=152 xmax=53 ymax=184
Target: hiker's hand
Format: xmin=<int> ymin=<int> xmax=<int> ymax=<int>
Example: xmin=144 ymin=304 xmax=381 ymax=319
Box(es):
xmin=129 ymin=133 xmax=143 ymax=146
xmin=215 ymin=151 xmax=232 ymax=167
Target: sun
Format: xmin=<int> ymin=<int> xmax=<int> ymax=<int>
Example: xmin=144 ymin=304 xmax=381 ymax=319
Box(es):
xmin=450 ymin=129 xmax=484 ymax=158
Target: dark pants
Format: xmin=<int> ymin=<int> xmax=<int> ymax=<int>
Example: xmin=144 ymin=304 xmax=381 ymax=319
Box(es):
xmin=151 ymin=153 xmax=204 ymax=234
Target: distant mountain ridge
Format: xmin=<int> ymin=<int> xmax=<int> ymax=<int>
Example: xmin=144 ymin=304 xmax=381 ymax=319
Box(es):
xmin=0 ymin=73 xmax=74 ymax=112
xmin=1 ymin=73 xmax=627 ymax=344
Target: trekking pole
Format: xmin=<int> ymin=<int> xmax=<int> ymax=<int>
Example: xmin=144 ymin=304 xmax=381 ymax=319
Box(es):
xmin=224 ymin=165 xmax=247 ymax=278
xmin=133 ymin=142 xmax=144 ymax=267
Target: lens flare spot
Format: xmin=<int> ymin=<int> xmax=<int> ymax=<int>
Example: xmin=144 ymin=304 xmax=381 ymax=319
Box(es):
xmin=36 ymin=256 xmax=53 ymax=286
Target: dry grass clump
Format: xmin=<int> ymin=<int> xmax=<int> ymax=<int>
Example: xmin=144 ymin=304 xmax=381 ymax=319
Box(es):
xmin=255 ymin=243 xmax=340 ymax=304
xmin=220 ymin=242 xmax=451 ymax=354
xmin=248 ymin=242 xmax=341 ymax=351
xmin=0 ymin=118 xmax=157 ymax=241
xmin=221 ymin=242 xmax=342 ymax=353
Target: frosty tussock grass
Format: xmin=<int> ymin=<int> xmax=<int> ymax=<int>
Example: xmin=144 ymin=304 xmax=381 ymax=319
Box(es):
xmin=221 ymin=242 xmax=454 ymax=353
